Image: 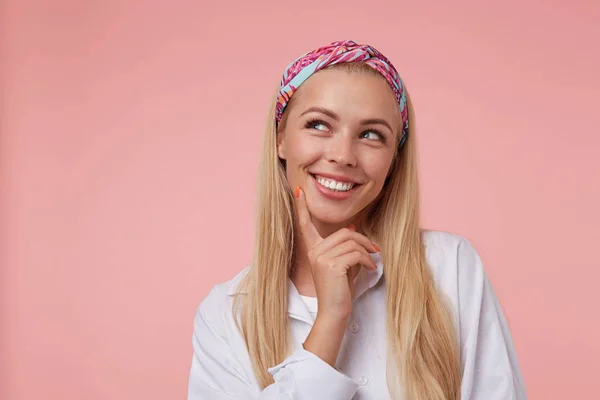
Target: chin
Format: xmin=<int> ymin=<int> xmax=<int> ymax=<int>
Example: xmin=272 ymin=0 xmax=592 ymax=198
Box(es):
xmin=308 ymin=201 xmax=357 ymax=226
xmin=313 ymin=213 xmax=352 ymax=226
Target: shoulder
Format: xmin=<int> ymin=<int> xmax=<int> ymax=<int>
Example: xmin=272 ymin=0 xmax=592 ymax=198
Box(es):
xmin=422 ymin=229 xmax=465 ymax=251
xmin=422 ymin=229 xmax=478 ymax=256
xmin=194 ymin=266 xmax=251 ymax=339
xmin=422 ymin=229 xmax=484 ymax=271
xmin=421 ymin=229 xmax=487 ymax=297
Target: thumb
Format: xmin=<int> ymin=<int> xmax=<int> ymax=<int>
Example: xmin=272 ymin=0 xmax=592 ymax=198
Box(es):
xmin=347 ymin=264 xmax=362 ymax=297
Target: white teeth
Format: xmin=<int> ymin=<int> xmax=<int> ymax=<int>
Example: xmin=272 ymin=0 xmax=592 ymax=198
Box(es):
xmin=315 ymin=175 xmax=355 ymax=192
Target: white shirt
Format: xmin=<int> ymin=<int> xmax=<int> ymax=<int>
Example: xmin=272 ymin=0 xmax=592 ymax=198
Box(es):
xmin=188 ymin=230 xmax=527 ymax=399
xmin=299 ymin=295 xmax=318 ymax=319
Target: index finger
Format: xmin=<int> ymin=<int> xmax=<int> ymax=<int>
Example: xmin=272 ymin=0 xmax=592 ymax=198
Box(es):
xmin=295 ymin=186 xmax=322 ymax=247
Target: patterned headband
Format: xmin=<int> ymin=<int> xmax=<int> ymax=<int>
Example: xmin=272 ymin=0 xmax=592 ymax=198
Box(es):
xmin=275 ymin=40 xmax=409 ymax=149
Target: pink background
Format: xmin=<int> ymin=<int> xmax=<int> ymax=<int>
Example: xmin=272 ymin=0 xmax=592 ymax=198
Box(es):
xmin=2 ymin=0 xmax=599 ymax=399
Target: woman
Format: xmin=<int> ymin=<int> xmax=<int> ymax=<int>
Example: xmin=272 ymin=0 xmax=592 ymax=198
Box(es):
xmin=188 ymin=40 xmax=526 ymax=399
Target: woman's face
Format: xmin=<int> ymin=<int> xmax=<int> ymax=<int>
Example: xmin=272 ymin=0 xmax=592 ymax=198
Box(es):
xmin=277 ymin=68 xmax=402 ymax=231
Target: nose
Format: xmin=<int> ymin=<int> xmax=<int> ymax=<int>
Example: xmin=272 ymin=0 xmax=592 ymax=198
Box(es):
xmin=325 ymin=133 xmax=357 ymax=167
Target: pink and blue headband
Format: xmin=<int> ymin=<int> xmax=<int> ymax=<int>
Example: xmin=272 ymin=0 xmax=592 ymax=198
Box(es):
xmin=275 ymin=40 xmax=409 ymax=149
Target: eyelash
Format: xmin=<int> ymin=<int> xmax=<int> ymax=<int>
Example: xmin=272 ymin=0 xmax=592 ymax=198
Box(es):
xmin=304 ymin=119 xmax=385 ymax=142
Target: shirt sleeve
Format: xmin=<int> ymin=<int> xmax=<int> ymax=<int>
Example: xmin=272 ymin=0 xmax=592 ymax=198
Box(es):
xmin=456 ymin=238 xmax=528 ymax=400
xmin=187 ymin=286 xmax=360 ymax=400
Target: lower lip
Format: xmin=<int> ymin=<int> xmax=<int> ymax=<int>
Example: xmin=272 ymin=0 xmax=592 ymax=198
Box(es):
xmin=311 ymin=175 xmax=360 ymax=200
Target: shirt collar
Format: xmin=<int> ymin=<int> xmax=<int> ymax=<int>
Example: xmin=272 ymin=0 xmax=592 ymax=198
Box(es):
xmin=227 ymin=252 xmax=384 ymax=324
xmin=288 ymin=252 xmax=384 ymax=324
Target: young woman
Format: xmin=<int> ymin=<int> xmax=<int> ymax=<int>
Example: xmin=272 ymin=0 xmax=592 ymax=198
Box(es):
xmin=188 ymin=40 xmax=526 ymax=400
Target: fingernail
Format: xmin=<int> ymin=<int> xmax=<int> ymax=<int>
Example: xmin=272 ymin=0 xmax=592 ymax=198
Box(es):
xmin=348 ymin=224 xmax=356 ymax=231
xmin=372 ymin=243 xmax=380 ymax=252
xmin=295 ymin=186 xmax=300 ymax=198
xmin=372 ymin=262 xmax=378 ymax=270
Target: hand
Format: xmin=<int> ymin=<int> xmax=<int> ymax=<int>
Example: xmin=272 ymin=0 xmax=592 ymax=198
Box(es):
xmin=295 ymin=186 xmax=379 ymax=321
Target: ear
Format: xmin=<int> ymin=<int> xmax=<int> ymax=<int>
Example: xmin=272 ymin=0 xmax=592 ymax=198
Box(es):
xmin=276 ymin=131 xmax=286 ymax=160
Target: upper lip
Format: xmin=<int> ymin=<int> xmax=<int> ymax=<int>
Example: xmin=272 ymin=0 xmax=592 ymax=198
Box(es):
xmin=311 ymin=172 xmax=362 ymax=185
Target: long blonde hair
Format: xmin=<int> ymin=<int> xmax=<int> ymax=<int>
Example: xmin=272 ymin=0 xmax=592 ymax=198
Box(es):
xmin=233 ymin=62 xmax=462 ymax=400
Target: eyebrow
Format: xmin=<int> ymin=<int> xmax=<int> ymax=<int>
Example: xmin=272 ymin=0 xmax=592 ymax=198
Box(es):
xmin=299 ymin=106 xmax=394 ymax=133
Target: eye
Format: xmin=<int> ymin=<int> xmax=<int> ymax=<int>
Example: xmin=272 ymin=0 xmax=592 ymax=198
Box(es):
xmin=360 ymin=130 xmax=384 ymax=141
xmin=305 ymin=119 xmax=329 ymax=131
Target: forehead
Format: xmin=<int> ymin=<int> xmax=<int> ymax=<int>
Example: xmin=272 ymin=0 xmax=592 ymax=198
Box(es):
xmin=289 ymin=68 xmax=401 ymax=124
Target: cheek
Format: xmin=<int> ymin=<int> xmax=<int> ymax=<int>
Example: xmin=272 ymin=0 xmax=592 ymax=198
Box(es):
xmin=362 ymin=155 xmax=394 ymax=185
xmin=285 ymin=135 xmax=322 ymax=167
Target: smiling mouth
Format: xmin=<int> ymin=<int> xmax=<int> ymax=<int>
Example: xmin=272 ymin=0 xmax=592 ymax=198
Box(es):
xmin=311 ymin=174 xmax=361 ymax=192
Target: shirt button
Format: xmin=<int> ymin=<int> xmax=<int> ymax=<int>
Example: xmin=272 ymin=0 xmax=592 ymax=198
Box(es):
xmin=358 ymin=376 xmax=369 ymax=386
xmin=349 ymin=323 xmax=359 ymax=333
